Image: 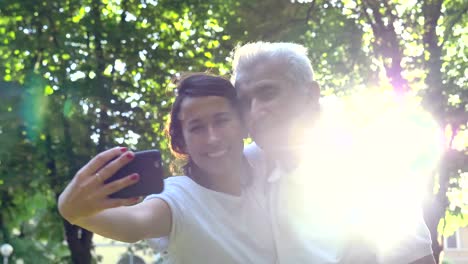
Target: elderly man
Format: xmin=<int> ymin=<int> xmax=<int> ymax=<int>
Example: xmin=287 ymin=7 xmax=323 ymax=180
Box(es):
xmin=232 ymin=42 xmax=435 ymax=264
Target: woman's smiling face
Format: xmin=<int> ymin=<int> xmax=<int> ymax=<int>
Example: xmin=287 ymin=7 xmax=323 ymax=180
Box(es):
xmin=178 ymin=95 xmax=245 ymax=177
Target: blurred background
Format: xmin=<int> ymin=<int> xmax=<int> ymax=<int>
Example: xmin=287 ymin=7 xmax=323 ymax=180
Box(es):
xmin=0 ymin=0 xmax=466 ymax=263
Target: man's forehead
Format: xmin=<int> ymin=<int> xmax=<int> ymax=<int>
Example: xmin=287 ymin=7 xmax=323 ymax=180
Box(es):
xmin=235 ymin=58 xmax=285 ymax=81
xmin=235 ymin=68 xmax=283 ymax=95
xmin=239 ymin=78 xmax=278 ymax=89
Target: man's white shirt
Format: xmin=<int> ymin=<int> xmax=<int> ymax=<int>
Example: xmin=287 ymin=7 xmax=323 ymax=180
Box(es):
xmin=244 ymin=143 xmax=433 ymax=264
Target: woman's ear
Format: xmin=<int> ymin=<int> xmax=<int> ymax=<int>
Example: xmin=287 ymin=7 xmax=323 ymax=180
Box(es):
xmin=180 ymin=143 xmax=188 ymax=154
xmin=175 ymin=138 xmax=188 ymax=155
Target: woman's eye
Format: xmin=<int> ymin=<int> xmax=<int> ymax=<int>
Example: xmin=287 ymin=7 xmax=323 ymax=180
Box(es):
xmin=215 ymin=117 xmax=231 ymax=126
xmin=189 ymin=126 xmax=203 ymax=133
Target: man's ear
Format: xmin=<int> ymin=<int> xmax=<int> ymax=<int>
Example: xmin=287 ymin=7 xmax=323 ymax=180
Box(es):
xmin=306 ymin=80 xmax=320 ymax=102
xmin=241 ymin=122 xmax=249 ymax=139
xmin=304 ymin=81 xmax=321 ymax=115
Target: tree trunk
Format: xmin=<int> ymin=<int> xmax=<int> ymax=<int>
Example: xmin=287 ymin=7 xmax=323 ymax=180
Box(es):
xmin=61 ymin=103 xmax=94 ymax=263
xmin=63 ymin=221 xmax=93 ymax=264
xmin=61 ymin=1 xmax=112 ymax=262
xmin=91 ymin=0 xmax=112 ymax=152
xmin=360 ymin=0 xmax=409 ymax=93
xmin=421 ymin=1 xmax=445 ymax=262
xmin=358 ymin=0 xmax=449 ymax=262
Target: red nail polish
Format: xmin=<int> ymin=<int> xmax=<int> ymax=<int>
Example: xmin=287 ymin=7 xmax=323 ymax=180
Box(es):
xmin=126 ymin=152 xmax=134 ymax=159
xmin=130 ymin=174 xmax=139 ymax=181
xmin=120 ymin=147 xmax=127 ymax=153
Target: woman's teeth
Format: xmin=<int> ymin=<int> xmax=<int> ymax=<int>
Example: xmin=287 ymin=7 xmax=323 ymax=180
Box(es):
xmin=207 ymin=149 xmax=227 ymax=158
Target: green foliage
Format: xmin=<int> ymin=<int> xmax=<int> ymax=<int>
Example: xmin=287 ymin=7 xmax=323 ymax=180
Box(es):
xmin=0 ymin=0 xmax=239 ymax=261
xmin=0 ymin=0 xmax=466 ymax=262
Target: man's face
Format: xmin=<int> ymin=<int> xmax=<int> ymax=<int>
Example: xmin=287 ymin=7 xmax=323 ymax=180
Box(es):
xmin=236 ymin=62 xmax=314 ymax=151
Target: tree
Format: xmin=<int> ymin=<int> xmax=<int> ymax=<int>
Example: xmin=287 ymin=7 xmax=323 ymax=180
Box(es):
xmin=228 ymin=0 xmax=467 ymax=262
xmin=343 ymin=1 xmax=467 ymax=261
xmin=1 ymin=0 xmax=238 ymax=262
xmin=1 ymin=0 xmax=466 ymax=262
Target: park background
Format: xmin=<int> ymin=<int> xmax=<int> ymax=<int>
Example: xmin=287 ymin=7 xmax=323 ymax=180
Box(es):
xmin=0 ymin=0 xmax=466 ymax=263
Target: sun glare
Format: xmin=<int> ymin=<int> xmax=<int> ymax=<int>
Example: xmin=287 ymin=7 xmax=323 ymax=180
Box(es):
xmin=283 ymin=91 xmax=443 ymax=256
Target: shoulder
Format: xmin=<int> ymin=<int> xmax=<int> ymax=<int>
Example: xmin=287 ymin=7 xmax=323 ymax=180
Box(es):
xmin=408 ymin=255 xmax=436 ymax=264
xmin=163 ymin=176 xmax=197 ymax=192
xmin=378 ymin=212 xmax=433 ymax=263
xmin=244 ymin=142 xmax=270 ymax=173
xmin=163 ymin=175 xmax=192 ymax=186
xmin=244 ymin=142 xmax=265 ymax=163
xmin=243 ymin=143 xmax=275 ymax=188
xmin=144 ymin=176 xmax=195 ymax=203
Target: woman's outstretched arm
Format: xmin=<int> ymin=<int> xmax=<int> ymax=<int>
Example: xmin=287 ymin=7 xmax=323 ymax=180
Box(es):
xmin=58 ymin=147 xmax=172 ymax=242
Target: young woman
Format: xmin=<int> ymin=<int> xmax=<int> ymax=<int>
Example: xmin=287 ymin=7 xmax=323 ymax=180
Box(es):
xmin=58 ymin=74 xmax=276 ymax=264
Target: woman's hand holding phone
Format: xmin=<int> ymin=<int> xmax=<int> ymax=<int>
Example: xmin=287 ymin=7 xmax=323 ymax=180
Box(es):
xmin=58 ymin=147 xmax=141 ymax=225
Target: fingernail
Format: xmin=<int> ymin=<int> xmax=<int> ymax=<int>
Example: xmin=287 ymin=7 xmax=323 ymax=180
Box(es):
xmin=130 ymin=173 xmax=140 ymax=181
xmin=120 ymin=147 xmax=127 ymax=153
xmin=126 ymin=152 xmax=134 ymax=159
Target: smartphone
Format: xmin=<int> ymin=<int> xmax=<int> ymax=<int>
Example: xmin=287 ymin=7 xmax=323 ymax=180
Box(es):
xmin=104 ymin=150 xmax=165 ymax=198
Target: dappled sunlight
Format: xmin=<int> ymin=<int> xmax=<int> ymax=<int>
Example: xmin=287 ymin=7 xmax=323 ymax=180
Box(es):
xmin=284 ymin=90 xmax=443 ymax=254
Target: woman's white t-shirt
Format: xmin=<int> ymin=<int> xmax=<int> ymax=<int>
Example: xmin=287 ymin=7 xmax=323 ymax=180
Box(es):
xmin=144 ymin=172 xmax=276 ymax=264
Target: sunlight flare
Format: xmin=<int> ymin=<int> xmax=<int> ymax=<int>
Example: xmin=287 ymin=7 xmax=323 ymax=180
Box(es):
xmin=283 ymin=91 xmax=443 ymax=254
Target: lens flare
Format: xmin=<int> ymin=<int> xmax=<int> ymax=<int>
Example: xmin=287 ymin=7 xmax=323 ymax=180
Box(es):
xmin=20 ymin=74 xmax=48 ymax=141
xmin=283 ymin=91 xmax=443 ymax=257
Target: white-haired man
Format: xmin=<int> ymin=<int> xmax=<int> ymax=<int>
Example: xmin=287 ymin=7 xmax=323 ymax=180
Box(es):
xmin=233 ymin=42 xmax=435 ymax=264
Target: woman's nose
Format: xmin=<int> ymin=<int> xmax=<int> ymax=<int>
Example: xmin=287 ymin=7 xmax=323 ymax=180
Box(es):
xmin=206 ymin=126 xmax=221 ymax=144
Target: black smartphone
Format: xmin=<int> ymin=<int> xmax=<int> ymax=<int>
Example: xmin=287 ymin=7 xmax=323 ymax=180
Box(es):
xmin=104 ymin=149 xmax=165 ymax=198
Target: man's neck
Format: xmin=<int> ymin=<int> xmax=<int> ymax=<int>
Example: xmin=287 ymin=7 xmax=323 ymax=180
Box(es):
xmin=266 ymin=127 xmax=319 ymax=173
xmin=266 ymin=147 xmax=302 ymax=173
xmin=259 ymin=107 xmax=321 ymax=173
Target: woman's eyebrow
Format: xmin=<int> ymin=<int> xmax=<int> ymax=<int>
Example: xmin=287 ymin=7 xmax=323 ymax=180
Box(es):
xmin=214 ymin=111 xmax=232 ymax=118
xmin=186 ymin=118 xmax=203 ymax=127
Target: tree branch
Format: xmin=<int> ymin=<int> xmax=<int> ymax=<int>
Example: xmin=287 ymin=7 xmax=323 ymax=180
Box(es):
xmin=359 ymin=0 xmax=378 ymax=36
xmin=382 ymin=0 xmax=398 ymax=27
xmin=441 ymin=4 xmax=468 ymax=46
xmin=305 ymin=0 xmax=317 ymax=25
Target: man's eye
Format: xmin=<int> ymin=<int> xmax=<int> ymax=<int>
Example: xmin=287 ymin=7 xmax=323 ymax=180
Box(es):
xmin=259 ymin=88 xmax=276 ymax=101
xmin=240 ymin=98 xmax=251 ymax=110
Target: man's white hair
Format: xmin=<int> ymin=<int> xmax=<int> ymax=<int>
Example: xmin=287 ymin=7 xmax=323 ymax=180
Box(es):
xmin=231 ymin=42 xmax=315 ymax=85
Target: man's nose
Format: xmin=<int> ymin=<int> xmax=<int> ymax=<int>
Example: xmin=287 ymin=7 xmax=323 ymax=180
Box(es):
xmin=249 ymin=98 xmax=268 ymax=120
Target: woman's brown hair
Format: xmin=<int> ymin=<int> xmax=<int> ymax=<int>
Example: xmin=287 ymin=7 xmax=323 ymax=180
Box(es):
xmin=165 ymin=73 xmax=240 ymax=178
